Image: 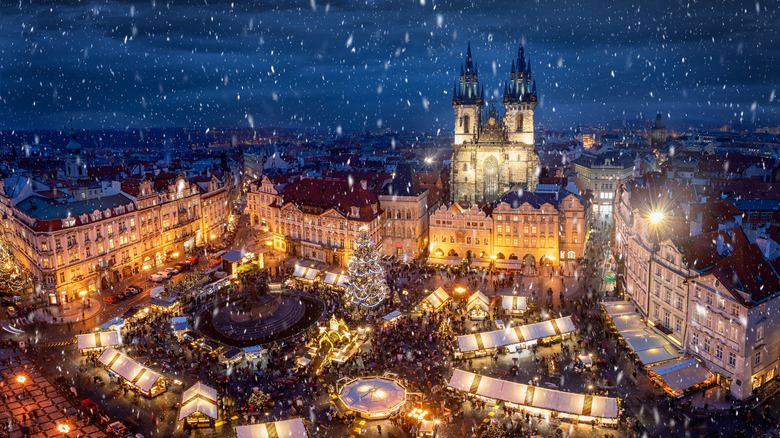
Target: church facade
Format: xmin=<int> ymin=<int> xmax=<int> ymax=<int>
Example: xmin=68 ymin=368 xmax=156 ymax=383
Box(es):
xmin=450 ymin=43 xmax=539 ymax=204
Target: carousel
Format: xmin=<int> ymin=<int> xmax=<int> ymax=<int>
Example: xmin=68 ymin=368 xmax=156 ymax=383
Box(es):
xmin=338 ymin=376 xmax=407 ymax=419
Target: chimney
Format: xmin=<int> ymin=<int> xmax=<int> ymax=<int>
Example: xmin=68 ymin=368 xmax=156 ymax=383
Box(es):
xmin=360 ymin=180 xmax=368 ymax=190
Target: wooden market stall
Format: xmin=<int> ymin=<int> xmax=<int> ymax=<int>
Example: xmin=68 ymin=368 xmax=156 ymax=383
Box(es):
xmin=77 ymin=331 xmax=120 ymax=353
xmin=447 ymin=369 xmax=619 ymax=427
xmin=178 ymin=382 xmax=218 ymax=428
xmin=98 ymin=347 xmax=167 ymax=398
xmin=292 ymin=265 xmax=319 ymax=283
xmin=418 ymin=287 xmax=451 ymax=313
xmin=466 ymin=291 xmax=490 ymax=320
xmin=338 ymin=376 xmax=407 ymax=419
xmin=236 ymin=418 xmax=309 ymax=438
xmin=646 ymin=357 xmax=715 ymax=398
xmin=323 ymin=271 xmax=349 ymax=289
xmin=455 ymin=316 xmax=576 ymax=359
xmin=500 ymin=295 xmax=528 ymax=316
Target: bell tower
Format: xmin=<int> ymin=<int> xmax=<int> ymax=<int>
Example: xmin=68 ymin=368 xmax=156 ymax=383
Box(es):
xmin=453 ymin=43 xmax=484 ymax=145
xmin=64 ymin=127 xmax=88 ymax=180
xmin=503 ymin=43 xmax=537 ymax=146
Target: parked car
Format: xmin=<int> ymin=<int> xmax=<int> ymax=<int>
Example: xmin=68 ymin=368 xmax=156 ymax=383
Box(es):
xmin=1 ymin=296 xmax=21 ymax=307
xmin=164 ymin=267 xmax=178 ymax=276
xmin=6 ymin=306 xmax=18 ymax=318
xmin=149 ymin=273 xmax=165 ymax=283
xmin=115 ymin=291 xmax=127 ymax=300
xmin=126 ymin=286 xmax=142 ymax=296
xmin=103 ymin=295 xmax=119 ymax=304
xmin=174 ymin=263 xmax=189 ymax=272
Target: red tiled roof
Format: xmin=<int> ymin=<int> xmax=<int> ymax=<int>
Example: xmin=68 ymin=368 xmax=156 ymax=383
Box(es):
xmin=35 ymin=190 xmax=69 ymax=199
xmin=676 ymin=227 xmax=751 ymax=271
xmin=276 ymin=177 xmax=381 ymax=222
xmin=713 ymin=243 xmax=780 ymax=304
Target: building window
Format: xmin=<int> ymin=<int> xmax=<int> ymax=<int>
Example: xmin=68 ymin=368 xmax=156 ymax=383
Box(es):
xmin=715 ymin=345 xmax=723 ymax=360
xmin=692 ymin=332 xmax=698 ymax=347
xmin=703 ymin=337 xmax=710 ymax=353
xmin=731 ymin=305 xmax=739 ymax=317
xmin=755 ymin=351 xmax=761 ymax=366
xmin=676 ymin=296 xmax=683 ymax=310
xmin=653 ymin=306 xmax=659 ymax=319
xmin=664 ymin=290 xmax=671 ymax=304
xmin=706 ymin=313 xmax=713 ymax=329
xmin=706 ymin=293 xmax=713 ymax=305
xmin=729 ymin=325 xmax=738 ymax=342
xmin=757 ymin=325 xmax=763 ymax=340
xmin=663 ymin=311 xmax=670 ymax=329
xmin=675 ymin=318 xmax=682 ymax=333
xmin=717 ymin=320 xmax=725 ymax=335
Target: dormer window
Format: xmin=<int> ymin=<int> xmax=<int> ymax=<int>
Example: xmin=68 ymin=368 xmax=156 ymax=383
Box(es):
xmin=351 ymin=207 xmax=359 ymax=217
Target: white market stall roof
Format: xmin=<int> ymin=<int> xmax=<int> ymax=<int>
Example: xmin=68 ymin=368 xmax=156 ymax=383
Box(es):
xmin=293 ymin=265 xmax=319 ymax=280
xmin=382 ymin=310 xmax=403 ymax=322
xmin=647 ymin=358 xmax=714 ymax=393
xmin=601 ymin=301 xmax=637 ymax=317
xmin=236 ymin=418 xmax=308 ymax=438
xmin=426 ymin=256 xmax=461 ymax=266
xmin=447 ymin=369 xmax=618 ymax=419
xmin=339 ymin=377 xmax=406 ymax=416
xmin=466 ymin=291 xmax=490 ymax=312
xmin=77 ymin=331 xmax=119 ymax=350
xmin=611 ymin=314 xmax=645 ymax=332
xmin=98 ymin=347 xmax=165 ymax=393
xmin=149 ymin=287 xmax=165 ymax=298
xmin=501 ymin=295 xmax=528 ymax=312
xmin=178 ymin=382 xmax=218 ymax=421
xmin=324 ymin=272 xmax=349 ymax=287
xmin=621 ymin=329 xmax=681 ymax=365
xmin=420 ymin=287 xmax=451 ymax=311
xmin=457 ymin=317 xmax=576 ymax=353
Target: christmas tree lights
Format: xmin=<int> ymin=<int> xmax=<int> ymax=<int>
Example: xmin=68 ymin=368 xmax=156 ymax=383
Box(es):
xmin=344 ymin=227 xmax=388 ymax=308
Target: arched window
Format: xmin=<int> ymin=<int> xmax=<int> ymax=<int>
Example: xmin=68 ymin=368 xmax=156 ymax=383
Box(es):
xmin=464 ymin=115 xmax=470 ymax=133
xmin=568 ymin=251 xmax=576 ymax=260
xmin=462 ymin=163 xmax=468 ymax=171
xmin=406 ymin=211 xmax=411 ymax=220
xmin=516 ymin=114 xmax=523 ymax=132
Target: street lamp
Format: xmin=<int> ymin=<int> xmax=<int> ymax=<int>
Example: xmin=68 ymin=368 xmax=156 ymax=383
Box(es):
xmin=649 ymin=211 xmax=664 ymax=225
xmin=16 ymin=375 xmax=26 ymax=384
xmin=57 ymin=423 xmax=71 ymax=433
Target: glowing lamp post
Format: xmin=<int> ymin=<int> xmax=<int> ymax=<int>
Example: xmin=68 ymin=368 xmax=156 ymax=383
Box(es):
xmin=649 ymin=211 xmax=664 ymax=225
xmin=16 ymin=375 xmax=26 ymax=384
xmin=57 ymin=423 xmax=71 ymax=434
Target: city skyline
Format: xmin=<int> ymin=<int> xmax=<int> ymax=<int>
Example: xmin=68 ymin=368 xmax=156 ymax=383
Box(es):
xmin=2 ymin=0 xmax=778 ymax=132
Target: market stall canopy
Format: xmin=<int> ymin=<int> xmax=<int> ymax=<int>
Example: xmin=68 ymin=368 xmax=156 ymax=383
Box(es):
xmin=494 ymin=259 xmax=524 ymax=270
xmin=501 ymin=295 xmax=528 ymax=312
xmin=420 ymin=287 xmax=451 ymax=312
xmin=470 ymin=260 xmax=490 ymax=268
xmin=98 ymin=348 xmax=164 ymax=394
xmin=99 ymin=317 xmax=124 ymax=331
xmin=178 ymin=382 xmax=218 ymax=421
xmin=611 ymin=314 xmax=645 ymax=331
xmin=382 ymin=310 xmax=403 ymax=322
xmin=426 ymin=256 xmax=461 ymax=266
xmin=172 ymin=322 xmax=191 ymax=332
xmin=293 ymin=264 xmax=321 ymax=280
xmin=222 ymin=250 xmax=244 ymax=263
xmin=647 ymin=358 xmax=714 ymax=393
xmin=447 ymin=369 xmax=618 ymax=419
xmin=621 ymin=329 xmax=681 ymax=365
xmin=456 ymin=316 xmax=576 ymax=353
xmin=339 ymin=377 xmax=406 ymax=415
xmin=77 ymin=331 xmax=119 ymax=350
xmin=236 ymin=418 xmax=308 ymax=438
xmin=324 ymin=272 xmax=349 ymax=287
xmin=601 ymin=301 xmax=637 ymax=317
xmin=171 ymin=316 xmax=187 ymax=324
xmin=466 ymin=291 xmax=490 ymax=312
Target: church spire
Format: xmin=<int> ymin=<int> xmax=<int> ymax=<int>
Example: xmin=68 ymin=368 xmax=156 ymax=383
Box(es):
xmin=465 ymin=41 xmax=474 ymax=74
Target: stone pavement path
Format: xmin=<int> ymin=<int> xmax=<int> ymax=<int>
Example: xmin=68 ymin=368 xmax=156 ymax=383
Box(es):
xmin=0 ymin=348 xmax=108 ymax=438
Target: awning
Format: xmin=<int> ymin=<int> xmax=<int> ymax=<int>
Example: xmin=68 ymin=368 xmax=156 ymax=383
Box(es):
xmin=501 ymin=295 xmax=528 ymax=312
xmin=470 ymin=260 xmax=490 ymax=268
xmin=494 ymin=259 xmax=524 ymax=270
xmin=171 ymin=316 xmax=187 ymax=324
xmin=304 ymin=268 xmax=318 ymax=281
xmin=466 ymin=291 xmax=490 ymax=312
xmin=456 ymin=316 xmax=576 ymax=353
xmin=447 ymin=369 xmax=618 ymax=419
xmin=647 ymin=358 xmax=714 ymax=393
xmin=293 ymin=265 xmax=307 ymax=278
xmin=612 ymin=314 xmax=645 ymax=331
xmin=426 ymin=256 xmax=461 ymax=266
xmin=243 ymin=345 xmax=267 ymax=356
xmin=324 ymin=272 xmax=348 ymax=287
xmin=149 ymin=287 xmax=165 ymax=298
xmin=178 ymin=382 xmax=218 ymax=421
xmin=98 ymin=348 xmax=164 ymax=393
xmin=172 ymin=322 xmax=190 ymax=332
xmin=77 ymin=331 xmax=119 ymax=350
xmin=236 ymin=418 xmax=308 ymax=438
xmin=601 ymin=301 xmax=636 ymax=317
xmin=621 ymin=329 xmax=681 ymax=365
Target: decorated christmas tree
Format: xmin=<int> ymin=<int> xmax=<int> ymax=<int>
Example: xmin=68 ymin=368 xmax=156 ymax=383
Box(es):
xmin=0 ymin=240 xmax=25 ymax=294
xmin=344 ymin=227 xmax=388 ymax=309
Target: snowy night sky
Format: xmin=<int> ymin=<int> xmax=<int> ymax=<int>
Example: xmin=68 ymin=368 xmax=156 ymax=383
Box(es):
xmin=1 ymin=0 xmax=778 ymax=132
